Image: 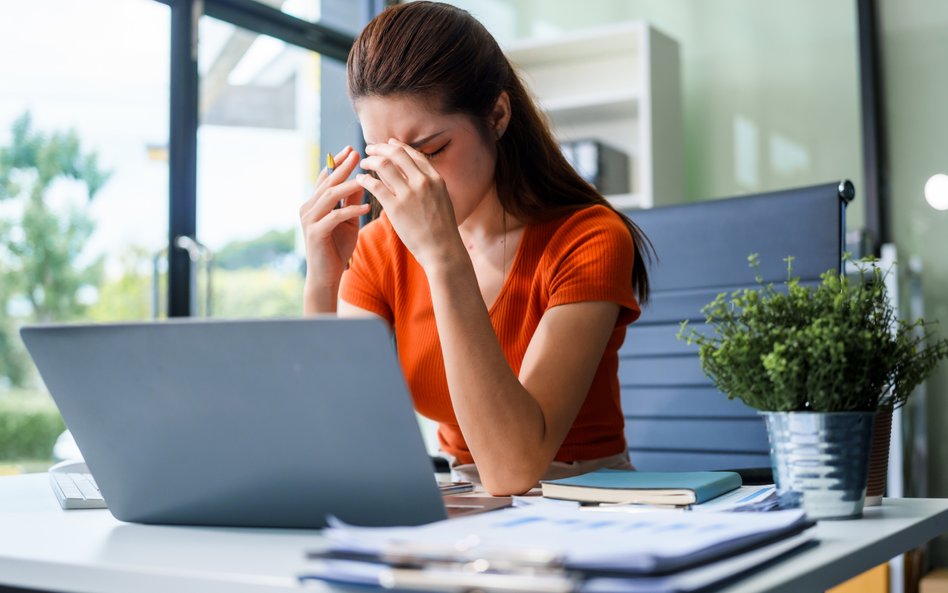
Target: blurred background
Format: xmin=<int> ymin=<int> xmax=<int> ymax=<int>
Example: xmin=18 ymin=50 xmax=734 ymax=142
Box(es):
xmin=0 ymin=0 xmax=945 ymax=587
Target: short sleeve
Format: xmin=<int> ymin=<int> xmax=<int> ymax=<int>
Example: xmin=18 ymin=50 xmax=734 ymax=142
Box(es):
xmin=545 ymin=206 xmax=641 ymax=327
xmin=338 ymin=215 xmax=395 ymax=324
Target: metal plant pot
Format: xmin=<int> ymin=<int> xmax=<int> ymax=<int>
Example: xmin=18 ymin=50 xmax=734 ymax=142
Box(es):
xmin=761 ymin=411 xmax=875 ymax=520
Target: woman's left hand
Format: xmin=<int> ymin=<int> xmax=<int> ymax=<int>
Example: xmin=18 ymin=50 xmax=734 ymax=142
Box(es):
xmin=357 ymin=140 xmax=463 ymax=269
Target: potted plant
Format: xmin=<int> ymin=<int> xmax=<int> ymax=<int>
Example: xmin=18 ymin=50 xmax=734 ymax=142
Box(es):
xmin=678 ymin=254 xmax=948 ymax=520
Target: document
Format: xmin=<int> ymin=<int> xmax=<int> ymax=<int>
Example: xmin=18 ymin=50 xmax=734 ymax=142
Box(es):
xmin=301 ymin=507 xmax=815 ymax=593
xmin=319 ymin=505 xmax=810 ymax=574
xmin=691 ymin=485 xmax=778 ymax=513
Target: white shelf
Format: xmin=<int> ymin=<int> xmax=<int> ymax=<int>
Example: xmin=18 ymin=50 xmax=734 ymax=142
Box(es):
xmin=540 ymin=91 xmax=640 ymax=126
xmin=605 ymin=193 xmax=647 ymax=211
xmin=505 ymin=22 xmax=645 ymax=65
xmin=503 ymin=21 xmax=683 ymax=209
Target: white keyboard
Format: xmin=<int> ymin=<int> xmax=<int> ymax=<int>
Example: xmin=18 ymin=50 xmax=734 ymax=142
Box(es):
xmin=48 ymin=460 xmax=107 ymax=510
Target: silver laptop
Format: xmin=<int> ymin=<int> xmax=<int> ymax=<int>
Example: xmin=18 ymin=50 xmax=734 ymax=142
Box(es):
xmin=20 ymin=317 xmax=448 ymax=528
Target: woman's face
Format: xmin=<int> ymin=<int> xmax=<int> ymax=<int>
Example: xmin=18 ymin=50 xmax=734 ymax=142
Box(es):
xmin=355 ymin=95 xmax=498 ymax=226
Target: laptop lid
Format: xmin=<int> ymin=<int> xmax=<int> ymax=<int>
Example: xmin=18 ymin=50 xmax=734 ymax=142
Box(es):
xmin=20 ymin=317 xmax=447 ymax=528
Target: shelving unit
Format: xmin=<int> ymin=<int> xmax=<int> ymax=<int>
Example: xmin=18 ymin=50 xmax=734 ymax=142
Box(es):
xmin=505 ymin=21 xmax=683 ymax=210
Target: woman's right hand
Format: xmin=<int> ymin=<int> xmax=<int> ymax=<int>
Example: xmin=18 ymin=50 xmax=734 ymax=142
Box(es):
xmin=299 ymin=146 xmax=370 ymax=312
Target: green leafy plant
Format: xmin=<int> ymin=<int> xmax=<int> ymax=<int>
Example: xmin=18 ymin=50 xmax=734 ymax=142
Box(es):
xmin=0 ymin=111 xmax=110 ymax=387
xmin=0 ymin=394 xmax=65 ymax=461
xmin=677 ymin=254 xmax=948 ymax=412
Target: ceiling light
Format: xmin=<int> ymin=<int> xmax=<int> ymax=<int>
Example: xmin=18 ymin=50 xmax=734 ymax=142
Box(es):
xmin=924 ymin=174 xmax=948 ymax=211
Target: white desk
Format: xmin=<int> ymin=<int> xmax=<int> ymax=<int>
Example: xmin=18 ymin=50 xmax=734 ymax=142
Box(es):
xmin=1 ymin=473 xmax=947 ymax=593
xmin=0 ymin=474 xmax=320 ymax=593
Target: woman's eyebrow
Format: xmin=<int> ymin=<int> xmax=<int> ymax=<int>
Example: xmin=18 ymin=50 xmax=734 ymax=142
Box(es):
xmin=407 ymin=130 xmax=447 ymax=149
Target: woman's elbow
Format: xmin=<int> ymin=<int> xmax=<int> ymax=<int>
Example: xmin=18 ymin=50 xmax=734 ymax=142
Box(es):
xmin=479 ymin=464 xmax=546 ymax=496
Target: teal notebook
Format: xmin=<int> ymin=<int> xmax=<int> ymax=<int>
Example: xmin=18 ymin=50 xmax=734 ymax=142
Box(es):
xmin=540 ymin=469 xmax=742 ymax=505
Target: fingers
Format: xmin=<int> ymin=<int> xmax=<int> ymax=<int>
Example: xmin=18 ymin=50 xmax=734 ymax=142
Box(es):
xmin=315 ymin=146 xmax=359 ymax=189
xmin=384 ymin=139 xmax=439 ymax=177
xmin=300 ymin=178 xmax=364 ymax=222
xmin=362 ymin=141 xmax=437 ymax=199
xmin=323 ymin=203 xmax=370 ymax=226
xmin=300 ymin=181 xmax=359 ymax=220
xmin=360 ymin=154 xmax=412 ymax=197
xmin=356 ymin=171 xmax=395 ymax=208
xmin=337 ymin=185 xmax=367 ymax=209
xmin=301 ymin=200 xmax=369 ymax=242
xmin=364 ymin=142 xmax=427 ymax=179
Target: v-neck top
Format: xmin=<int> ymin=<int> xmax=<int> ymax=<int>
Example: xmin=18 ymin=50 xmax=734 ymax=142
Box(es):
xmin=339 ymin=205 xmax=641 ymax=465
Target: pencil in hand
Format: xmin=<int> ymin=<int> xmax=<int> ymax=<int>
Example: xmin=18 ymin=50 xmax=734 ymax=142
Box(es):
xmin=326 ymin=152 xmax=345 ymax=209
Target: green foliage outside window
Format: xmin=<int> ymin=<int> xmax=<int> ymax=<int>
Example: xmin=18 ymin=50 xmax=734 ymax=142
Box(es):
xmin=215 ymin=229 xmax=296 ymax=270
xmin=0 ymin=392 xmax=64 ymax=462
xmin=0 ymin=112 xmax=111 ymax=387
xmin=0 ymin=113 xmax=304 ymax=464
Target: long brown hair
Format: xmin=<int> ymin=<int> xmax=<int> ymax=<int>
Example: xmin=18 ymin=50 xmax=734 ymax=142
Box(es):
xmin=347 ymin=1 xmax=652 ymax=303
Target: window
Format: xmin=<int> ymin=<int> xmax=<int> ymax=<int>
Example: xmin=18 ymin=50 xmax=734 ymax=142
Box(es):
xmin=0 ymin=0 xmax=170 ymax=471
xmin=196 ymin=18 xmax=323 ymax=318
xmin=0 ymin=0 xmax=360 ymax=472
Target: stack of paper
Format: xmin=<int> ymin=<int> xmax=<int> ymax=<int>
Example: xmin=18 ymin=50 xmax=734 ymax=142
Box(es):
xmin=692 ymin=485 xmax=779 ymax=513
xmin=300 ymin=505 xmax=814 ymax=592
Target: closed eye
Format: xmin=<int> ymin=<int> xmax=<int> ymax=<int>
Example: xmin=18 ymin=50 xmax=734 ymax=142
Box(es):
xmin=424 ymin=142 xmax=449 ymax=159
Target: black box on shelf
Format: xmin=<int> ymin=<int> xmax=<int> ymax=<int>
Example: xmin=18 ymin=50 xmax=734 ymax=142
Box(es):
xmin=559 ymin=139 xmax=630 ymax=195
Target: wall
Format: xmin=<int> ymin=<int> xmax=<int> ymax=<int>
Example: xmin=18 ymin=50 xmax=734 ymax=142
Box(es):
xmin=878 ymin=0 xmax=948 ymax=564
xmin=447 ymin=0 xmax=866 ymax=230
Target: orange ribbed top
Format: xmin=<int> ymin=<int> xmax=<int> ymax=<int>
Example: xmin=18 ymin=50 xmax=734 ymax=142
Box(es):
xmin=339 ymin=205 xmax=640 ymax=465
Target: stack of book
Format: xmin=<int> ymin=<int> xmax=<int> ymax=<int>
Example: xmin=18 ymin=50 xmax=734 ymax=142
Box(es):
xmin=540 ymin=469 xmax=743 ymax=508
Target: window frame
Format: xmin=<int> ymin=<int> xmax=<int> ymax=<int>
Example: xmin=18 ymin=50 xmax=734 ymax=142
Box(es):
xmin=158 ymin=0 xmax=385 ymax=316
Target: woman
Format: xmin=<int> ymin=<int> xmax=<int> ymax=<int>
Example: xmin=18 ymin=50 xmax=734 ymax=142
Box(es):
xmin=299 ymin=1 xmax=651 ymax=495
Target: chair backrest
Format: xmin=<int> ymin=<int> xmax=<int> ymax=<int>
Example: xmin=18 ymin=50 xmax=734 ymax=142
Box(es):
xmin=620 ymin=181 xmax=852 ymax=471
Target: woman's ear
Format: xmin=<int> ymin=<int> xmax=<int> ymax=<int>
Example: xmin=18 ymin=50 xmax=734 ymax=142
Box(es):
xmin=490 ymin=91 xmax=511 ymax=140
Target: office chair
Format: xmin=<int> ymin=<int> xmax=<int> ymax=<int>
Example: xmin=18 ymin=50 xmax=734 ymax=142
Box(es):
xmin=620 ymin=181 xmax=853 ymax=480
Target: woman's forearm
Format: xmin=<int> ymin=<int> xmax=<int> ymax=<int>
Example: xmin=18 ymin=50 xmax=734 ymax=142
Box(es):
xmin=425 ymin=251 xmax=555 ymax=494
xmin=303 ymin=276 xmax=340 ymax=315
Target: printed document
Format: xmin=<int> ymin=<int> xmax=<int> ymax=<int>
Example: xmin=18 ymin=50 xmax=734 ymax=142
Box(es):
xmin=324 ymin=505 xmax=808 ymax=574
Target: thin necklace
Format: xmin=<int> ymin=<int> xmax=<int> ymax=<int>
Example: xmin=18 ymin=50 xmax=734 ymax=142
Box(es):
xmin=502 ymin=209 xmax=507 ymax=280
